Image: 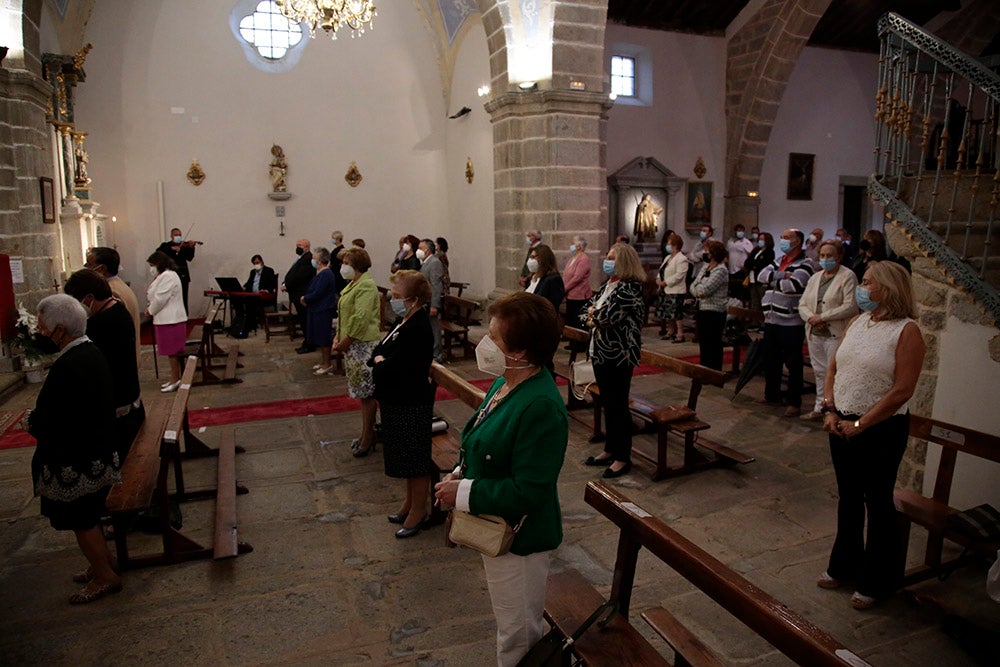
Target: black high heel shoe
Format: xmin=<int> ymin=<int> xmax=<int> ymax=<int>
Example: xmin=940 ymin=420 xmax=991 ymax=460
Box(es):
xmin=387 ymin=513 xmax=408 ymax=524
xmin=602 ymin=461 xmax=632 ymax=478
xmin=395 ymin=524 xmax=422 ymax=539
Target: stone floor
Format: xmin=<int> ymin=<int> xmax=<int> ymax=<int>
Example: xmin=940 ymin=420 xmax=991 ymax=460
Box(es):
xmin=0 ymin=324 xmax=996 ymax=666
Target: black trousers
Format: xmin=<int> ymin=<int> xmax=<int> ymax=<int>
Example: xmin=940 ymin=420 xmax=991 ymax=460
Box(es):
xmin=827 ymin=412 xmax=909 ymax=597
xmin=115 ymin=401 xmax=146 ymax=463
xmin=594 ymin=361 xmax=635 ymax=463
xmin=763 ymin=323 xmax=805 ymax=407
xmin=696 ymin=309 xmax=726 ymax=371
xmin=290 ymin=294 xmax=309 ymax=341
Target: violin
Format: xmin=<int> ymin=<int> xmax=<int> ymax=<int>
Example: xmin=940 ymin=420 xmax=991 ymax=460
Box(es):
xmin=179 ymin=240 xmax=203 ymax=247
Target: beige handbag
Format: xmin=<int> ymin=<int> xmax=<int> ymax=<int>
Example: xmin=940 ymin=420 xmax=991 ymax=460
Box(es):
xmin=570 ymin=359 xmax=596 ymax=400
xmin=447 ymin=510 xmax=526 ymax=557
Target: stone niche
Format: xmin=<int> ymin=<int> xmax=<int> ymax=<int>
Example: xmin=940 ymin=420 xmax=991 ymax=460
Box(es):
xmin=607 ymin=156 xmax=686 ymax=263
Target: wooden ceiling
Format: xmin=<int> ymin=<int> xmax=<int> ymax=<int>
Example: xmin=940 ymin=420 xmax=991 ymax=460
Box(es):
xmin=606 ymin=0 xmax=990 ymax=55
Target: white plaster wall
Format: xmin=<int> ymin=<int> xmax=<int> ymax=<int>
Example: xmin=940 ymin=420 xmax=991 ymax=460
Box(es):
xmin=71 ymin=0 xmax=451 ymax=314
xmin=604 ymin=25 xmax=727 ymax=239
xmin=443 ymin=19 xmax=495 ymax=300
xmin=761 ymin=47 xmax=880 ymax=241
xmin=925 ymin=317 xmax=1000 ymax=509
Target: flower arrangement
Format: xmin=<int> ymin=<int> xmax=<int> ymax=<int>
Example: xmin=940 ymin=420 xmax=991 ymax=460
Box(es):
xmin=8 ymin=305 xmax=51 ymax=363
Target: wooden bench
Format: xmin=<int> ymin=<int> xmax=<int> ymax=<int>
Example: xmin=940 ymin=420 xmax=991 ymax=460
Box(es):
xmin=545 ymin=481 xmax=871 ymax=666
xmin=588 ymin=349 xmax=753 ymax=480
xmin=186 ymin=301 xmax=242 ymax=386
xmin=448 ymin=280 xmax=470 ymax=298
xmin=264 ymin=305 xmax=299 ymax=342
xmin=893 ymin=415 xmax=1000 ymax=586
xmin=105 ymin=359 xmax=253 ymax=568
xmin=441 ymin=294 xmax=478 ymax=361
xmin=428 ymin=361 xmax=486 ymax=472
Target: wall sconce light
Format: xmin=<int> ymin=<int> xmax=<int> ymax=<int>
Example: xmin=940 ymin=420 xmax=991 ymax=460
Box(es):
xmin=609 ymin=92 xmax=618 ymax=101
xmin=518 ymin=81 xmax=538 ymax=92
xmin=747 ymin=191 xmax=759 ymax=198
xmin=477 ymin=85 xmax=490 ymax=97
xmin=570 ymin=80 xmax=585 ymax=91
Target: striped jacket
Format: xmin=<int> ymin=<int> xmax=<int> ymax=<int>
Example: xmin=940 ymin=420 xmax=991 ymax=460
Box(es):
xmin=758 ymin=253 xmax=813 ymax=326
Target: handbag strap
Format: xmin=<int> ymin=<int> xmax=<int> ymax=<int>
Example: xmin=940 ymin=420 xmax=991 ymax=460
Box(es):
xmin=566 ymin=600 xmax=617 ymax=645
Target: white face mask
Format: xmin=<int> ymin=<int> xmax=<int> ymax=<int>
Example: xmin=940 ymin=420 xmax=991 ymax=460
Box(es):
xmin=253 ymin=264 xmax=262 ymax=272
xmin=402 ymin=243 xmax=411 ymax=253
xmin=148 ymin=265 xmax=158 ymax=277
xmin=340 ymin=264 xmax=356 ymax=281
xmin=475 ymin=335 xmax=533 ymax=377
xmin=526 ymin=258 xmax=539 ymax=273
xmin=416 ymin=249 xmax=427 ymax=261
xmin=807 ymin=234 xmax=817 ymax=244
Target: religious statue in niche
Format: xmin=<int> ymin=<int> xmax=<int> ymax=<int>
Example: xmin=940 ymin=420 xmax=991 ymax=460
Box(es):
xmin=632 ymin=193 xmax=663 ymax=242
xmin=269 ymin=144 xmax=288 ymax=193
xmin=73 ymin=131 xmax=90 ymax=186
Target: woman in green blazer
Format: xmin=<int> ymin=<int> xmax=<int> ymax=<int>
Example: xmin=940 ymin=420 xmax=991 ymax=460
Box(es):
xmin=435 ymin=292 xmax=567 ymax=667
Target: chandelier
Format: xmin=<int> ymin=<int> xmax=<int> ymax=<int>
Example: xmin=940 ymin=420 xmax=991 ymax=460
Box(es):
xmin=275 ymin=0 xmax=376 ymax=40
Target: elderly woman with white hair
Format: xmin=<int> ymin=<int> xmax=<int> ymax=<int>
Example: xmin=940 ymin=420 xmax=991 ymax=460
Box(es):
xmin=561 ymin=235 xmax=592 ymax=329
xmin=26 ymin=294 xmax=122 ymax=604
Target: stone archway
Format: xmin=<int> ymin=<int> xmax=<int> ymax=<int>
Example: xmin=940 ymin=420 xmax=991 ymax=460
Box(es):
xmin=475 ymin=0 xmax=612 ymax=290
xmin=724 ymin=0 xmax=833 ymax=234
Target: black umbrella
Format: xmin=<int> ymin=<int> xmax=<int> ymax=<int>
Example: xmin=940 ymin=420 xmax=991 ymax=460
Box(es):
xmin=732 ymin=337 xmax=766 ymax=398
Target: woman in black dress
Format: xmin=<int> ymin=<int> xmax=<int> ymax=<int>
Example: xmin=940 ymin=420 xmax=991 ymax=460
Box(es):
xmin=370 ymin=270 xmax=436 ymax=538
xmin=301 ymin=247 xmax=338 ymax=375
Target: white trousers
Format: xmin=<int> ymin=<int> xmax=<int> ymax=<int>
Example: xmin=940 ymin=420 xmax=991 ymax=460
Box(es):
xmin=807 ymin=334 xmax=841 ymax=412
xmin=481 ymin=550 xmax=551 ymax=667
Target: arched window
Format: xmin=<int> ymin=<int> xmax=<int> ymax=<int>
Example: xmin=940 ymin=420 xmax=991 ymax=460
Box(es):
xmin=230 ymin=0 xmax=307 ymax=72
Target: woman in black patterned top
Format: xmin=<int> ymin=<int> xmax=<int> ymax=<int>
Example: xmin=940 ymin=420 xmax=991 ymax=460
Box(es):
xmin=580 ymin=243 xmax=646 ymax=478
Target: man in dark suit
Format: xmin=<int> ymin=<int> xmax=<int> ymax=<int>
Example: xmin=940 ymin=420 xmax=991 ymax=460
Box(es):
xmin=156 ymin=227 xmax=196 ymax=311
xmin=330 ymin=230 xmax=347 ymax=294
xmin=230 ymin=254 xmax=278 ymax=337
xmin=282 ymin=239 xmax=316 ymax=353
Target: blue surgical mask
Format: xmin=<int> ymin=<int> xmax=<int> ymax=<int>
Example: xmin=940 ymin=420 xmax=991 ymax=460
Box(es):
xmin=602 ymin=259 xmax=616 ymax=276
xmin=778 ymin=239 xmax=792 ymax=253
xmin=311 ymin=259 xmax=318 ymax=269
xmin=736 ymin=231 xmax=745 ymax=239
xmin=819 ymin=259 xmax=837 ymax=272
xmin=665 ymin=245 xmax=673 ymax=255
xmin=855 ymin=286 xmax=878 ymax=312
xmin=569 ymin=244 xmax=577 ymax=253
xmin=751 ymin=233 xmax=759 ymax=241
xmin=758 ymin=239 xmax=766 ymax=248
xmin=699 ymin=231 xmax=708 ymax=240
xmin=389 ymin=298 xmax=408 ymax=317
xmin=172 ymin=235 xmax=182 ymax=244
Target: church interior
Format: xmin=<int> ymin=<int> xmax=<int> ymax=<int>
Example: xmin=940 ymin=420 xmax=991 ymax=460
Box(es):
xmin=1 ymin=0 xmax=999 ymax=664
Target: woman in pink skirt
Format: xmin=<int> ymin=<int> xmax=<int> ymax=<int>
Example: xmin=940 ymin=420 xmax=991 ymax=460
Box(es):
xmin=145 ymin=251 xmax=188 ymax=392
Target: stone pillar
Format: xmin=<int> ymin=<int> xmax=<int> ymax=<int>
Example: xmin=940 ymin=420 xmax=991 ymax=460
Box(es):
xmin=0 ymin=66 xmax=58 ymax=311
xmin=725 ymin=193 xmax=761 ymax=237
xmin=484 ymin=90 xmax=613 ymax=290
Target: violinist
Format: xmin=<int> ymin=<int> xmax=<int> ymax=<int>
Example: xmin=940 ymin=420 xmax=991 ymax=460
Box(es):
xmin=156 ymin=227 xmax=200 ymax=311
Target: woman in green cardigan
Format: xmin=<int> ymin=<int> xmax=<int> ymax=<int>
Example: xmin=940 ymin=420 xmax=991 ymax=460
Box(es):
xmin=333 ymin=247 xmax=383 ymax=456
xmin=435 ymin=292 xmax=567 ymax=667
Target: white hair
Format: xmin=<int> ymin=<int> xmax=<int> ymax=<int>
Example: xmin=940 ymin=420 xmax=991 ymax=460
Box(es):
xmin=573 ymin=235 xmax=588 ymax=249
xmin=37 ymin=294 xmax=88 ymax=339
xmin=331 ymin=230 xmax=343 ymax=243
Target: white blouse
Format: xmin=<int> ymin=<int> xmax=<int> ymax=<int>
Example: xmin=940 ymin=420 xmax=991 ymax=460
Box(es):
xmin=833 ymin=313 xmax=915 ymax=416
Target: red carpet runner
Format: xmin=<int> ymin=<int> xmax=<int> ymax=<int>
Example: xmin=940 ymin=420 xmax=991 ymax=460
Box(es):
xmin=0 ymin=363 xmax=672 ymax=449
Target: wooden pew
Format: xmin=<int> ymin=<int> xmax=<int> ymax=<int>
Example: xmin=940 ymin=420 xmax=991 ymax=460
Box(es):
xmin=264 ymin=306 xmax=299 ymax=342
xmin=588 ymin=349 xmax=753 ymax=480
xmin=428 ymin=361 xmax=485 ymax=472
xmin=448 ymin=280 xmax=470 ymax=298
xmin=559 ymin=481 xmax=871 ymax=667
xmin=105 ymin=360 xmax=253 ymax=568
xmin=441 ymin=294 xmax=478 ymax=361
xmin=186 ymin=301 xmax=242 ymax=386
xmin=894 ymin=415 xmax=1000 ymax=586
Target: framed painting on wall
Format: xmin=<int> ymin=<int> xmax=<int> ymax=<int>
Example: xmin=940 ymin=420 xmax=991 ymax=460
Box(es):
xmin=787 ymin=153 xmax=814 ymax=200
xmin=39 ymin=177 xmax=56 ymax=224
xmin=685 ymin=181 xmax=712 ymax=226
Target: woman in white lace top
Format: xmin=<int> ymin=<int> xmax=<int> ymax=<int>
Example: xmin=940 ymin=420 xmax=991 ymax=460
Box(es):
xmin=818 ymin=261 xmax=925 ymax=610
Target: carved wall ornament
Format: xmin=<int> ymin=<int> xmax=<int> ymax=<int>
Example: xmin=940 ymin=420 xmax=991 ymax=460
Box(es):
xmin=72 ymin=131 xmax=91 ymax=187
xmin=693 ymin=156 xmax=707 ymax=179
xmin=345 ymin=162 xmax=362 ymax=188
xmin=73 ymin=43 xmax=93 ymax=71
xmin=187 ymin=159 xmax=206 ymax=186
xmin=465 ymin=157 xmax=474 ymax=184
